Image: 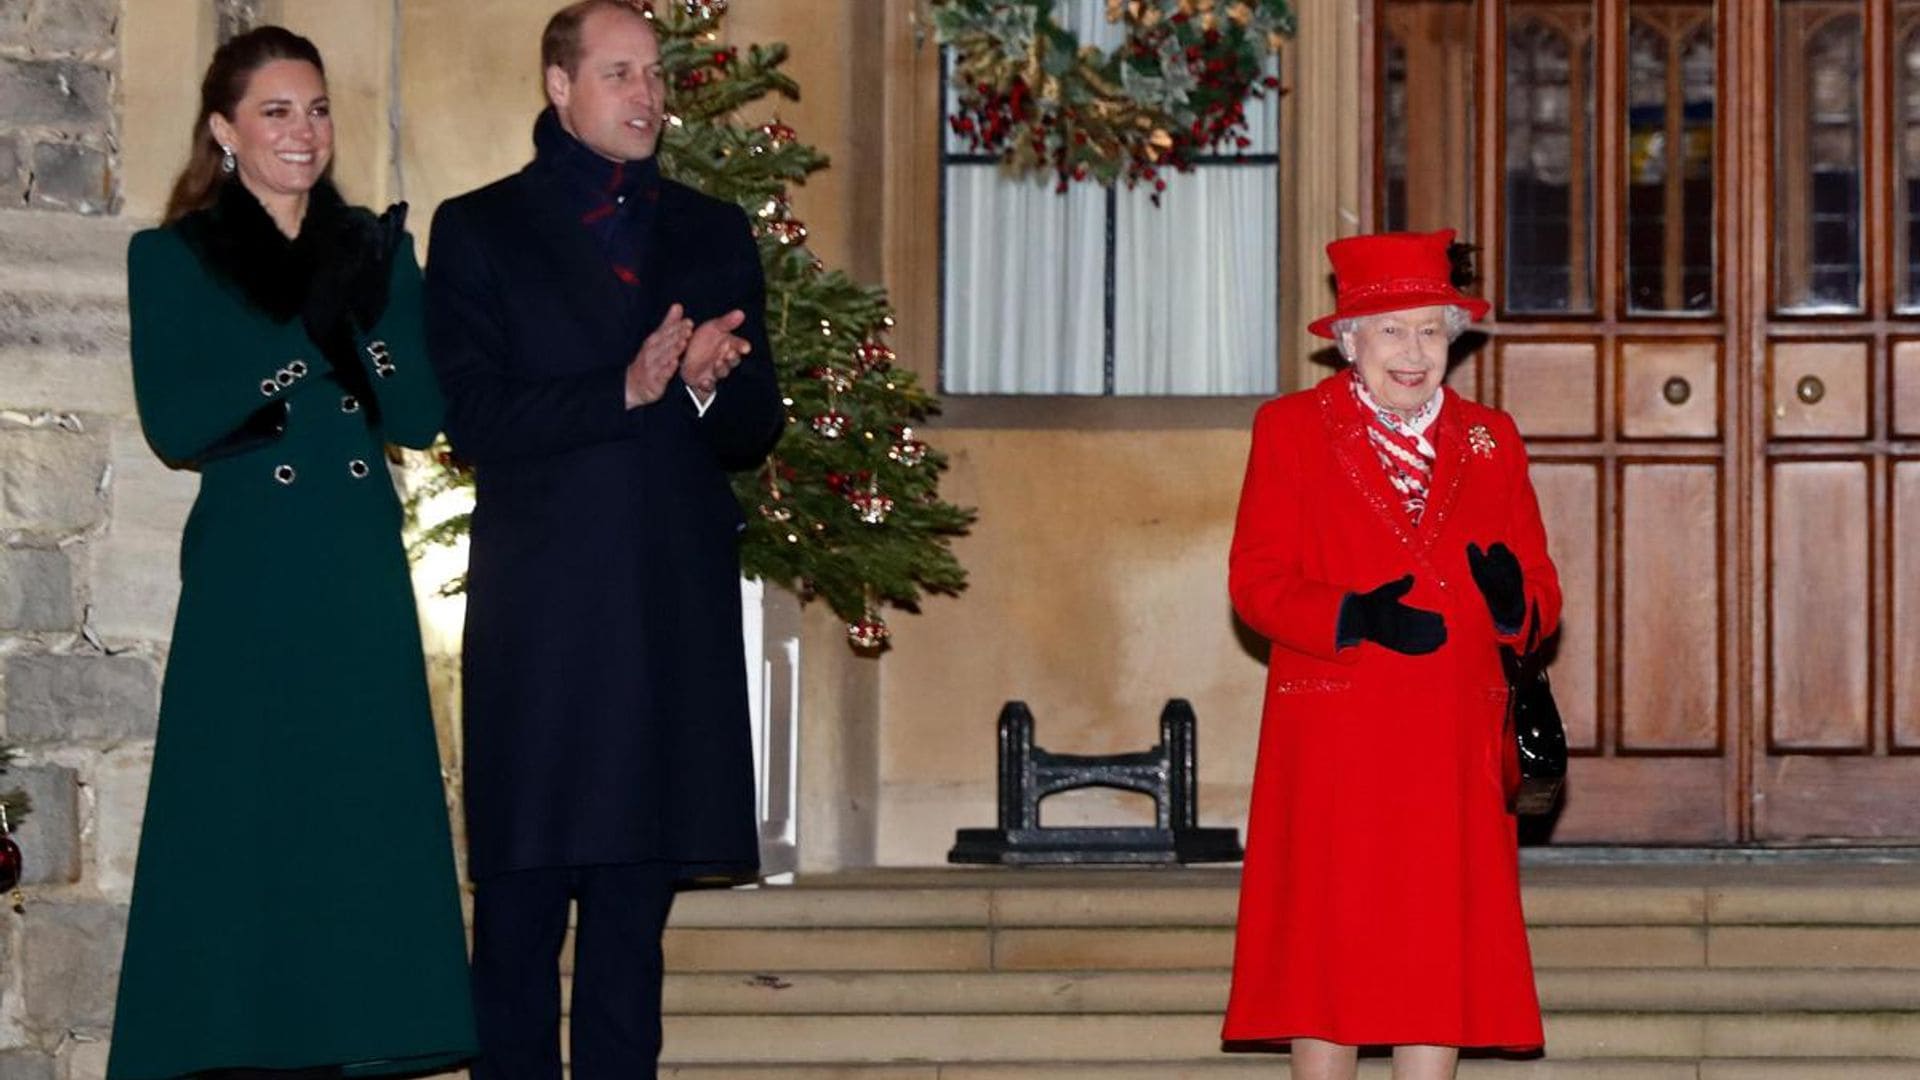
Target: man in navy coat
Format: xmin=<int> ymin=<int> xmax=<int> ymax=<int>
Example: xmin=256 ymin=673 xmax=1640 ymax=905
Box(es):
xmin=422 ymin=2 xmax=783 ymax=1076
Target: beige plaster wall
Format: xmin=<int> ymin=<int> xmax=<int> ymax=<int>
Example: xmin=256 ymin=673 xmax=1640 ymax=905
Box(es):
xmin=109 ymin=0 xmax=1319 ymax=871
xmin=874 ymin=429 xmax=1268 ymax=864
xmin=119 ymin=0 xmax=400 ymax=221
xmin=119 ymin=0 xmax=212 ymax=222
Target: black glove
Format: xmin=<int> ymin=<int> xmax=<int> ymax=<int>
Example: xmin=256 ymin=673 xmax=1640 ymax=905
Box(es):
xmin=303 ymin=201 xmax=407 ymax=342
xmin=1336 ymin=574 xmax=1448 ymax=655
xmin=1467 ymin=541 xmax=1525 ymax=635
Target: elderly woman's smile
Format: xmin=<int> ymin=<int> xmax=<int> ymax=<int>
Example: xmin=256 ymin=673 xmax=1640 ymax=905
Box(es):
xmin=1339 ymin=303 xmax=1456 ymax=418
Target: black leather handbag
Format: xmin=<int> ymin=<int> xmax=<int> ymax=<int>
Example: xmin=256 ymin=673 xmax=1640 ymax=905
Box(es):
xmin=1500 ymin=604 xmax=1567 ymax=816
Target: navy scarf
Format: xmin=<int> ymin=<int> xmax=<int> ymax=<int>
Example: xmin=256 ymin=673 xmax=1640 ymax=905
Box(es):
xmin=531 ymin=107 xmax=661 ymax=290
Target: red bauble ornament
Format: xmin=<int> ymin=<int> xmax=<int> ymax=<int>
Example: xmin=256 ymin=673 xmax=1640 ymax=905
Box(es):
xmin=853 ymin=340 xmax=896 ymax=373
xmin=812 ymin=411 xmax=849 ymax=439
xmin=0 ymin=833 xmax=21 ymax=894
xmin=849 ymin=489 xmax=894 ymax=525
xmin=847 ymin=615 xmax=890 ymax=649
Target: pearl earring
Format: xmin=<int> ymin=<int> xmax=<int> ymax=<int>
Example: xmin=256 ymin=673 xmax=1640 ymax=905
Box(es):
xmin=220 ymin=145 xmax=236 ymax=174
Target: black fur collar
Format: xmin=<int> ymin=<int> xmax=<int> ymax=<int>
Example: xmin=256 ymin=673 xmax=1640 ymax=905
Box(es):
xmin=175 ymin=178 xmax=352 ymax=322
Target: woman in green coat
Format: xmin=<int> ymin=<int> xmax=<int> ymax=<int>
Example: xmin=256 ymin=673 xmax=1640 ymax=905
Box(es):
xmin=108 ymin=27 xmax=475 ymax=1079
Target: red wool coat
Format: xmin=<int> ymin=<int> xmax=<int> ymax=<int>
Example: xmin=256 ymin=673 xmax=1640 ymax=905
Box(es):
xmin=1222 ymin=373 xmax=1562 ymax=1050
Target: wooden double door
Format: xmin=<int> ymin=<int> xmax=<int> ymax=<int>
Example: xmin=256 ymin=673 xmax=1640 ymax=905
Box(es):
xmin=1374 ymin=0 xmax=1920 ymax=842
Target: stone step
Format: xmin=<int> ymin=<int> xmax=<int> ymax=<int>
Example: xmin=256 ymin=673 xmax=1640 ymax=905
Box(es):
xmin=654 ymin=1062 xmax=1920 ymax=1080
xmin=650 ymin=1012 xmax=1920 ymax=1063
xmin=663 ymin=867 xmax=1920 ymax=930
xmin=643 ymin=923 xmax=1920 ymax=974
xmin=0 ymin=343 xmax=134 ymax=412
xmin=0 ymin=289 xmax=128 ymax=361
xmin=654 ymin=969 xmax=1920 ymax=1016
xmin=0 ymin=208 xmax=140 ymax=297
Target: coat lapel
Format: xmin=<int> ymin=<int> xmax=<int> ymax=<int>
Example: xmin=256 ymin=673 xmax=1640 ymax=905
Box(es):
xmin=1318 ymin=376 xmax=1425 ymax=555
xmin=1416 ymin=388 xmax=1470 ymax=547
xmin=516 ymin=167 xmax=634 ymax=349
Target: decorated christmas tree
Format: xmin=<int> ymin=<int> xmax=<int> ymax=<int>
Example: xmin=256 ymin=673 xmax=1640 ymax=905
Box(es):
xmin=412 ymin=0 xmax=973 ymax=650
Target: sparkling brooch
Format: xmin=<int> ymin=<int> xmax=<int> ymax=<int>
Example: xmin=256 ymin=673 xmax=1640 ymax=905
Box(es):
xmin=1468 ymin=424 xmax=1498 ymax=458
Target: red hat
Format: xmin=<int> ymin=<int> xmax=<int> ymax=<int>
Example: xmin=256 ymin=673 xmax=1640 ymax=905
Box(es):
xmin=1306 ymin=228 xmax=1491 ymax=339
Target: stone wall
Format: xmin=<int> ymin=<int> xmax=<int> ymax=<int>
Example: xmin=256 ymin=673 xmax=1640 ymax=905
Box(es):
xmin=0 ymin=202 xmax=170 ymax=1078
xmin=0 ymin=4 xmax=187 ymax=1073
xmin=0 ymin=0 xmax=119 ymax=214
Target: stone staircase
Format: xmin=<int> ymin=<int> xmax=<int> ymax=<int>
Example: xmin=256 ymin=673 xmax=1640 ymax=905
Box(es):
xmin=618 ymin=864 xmax=1920 ymax=1079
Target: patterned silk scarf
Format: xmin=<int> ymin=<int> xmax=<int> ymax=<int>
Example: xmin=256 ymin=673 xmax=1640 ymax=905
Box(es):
xmin=1350 ymin=372 xmax=1442 ymax=525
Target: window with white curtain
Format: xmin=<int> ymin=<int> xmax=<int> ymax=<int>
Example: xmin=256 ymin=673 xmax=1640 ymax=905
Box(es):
xmin=940 ymin=0 xmax=1281 ymax=396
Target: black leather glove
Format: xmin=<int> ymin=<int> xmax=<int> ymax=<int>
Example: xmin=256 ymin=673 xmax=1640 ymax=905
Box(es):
xmin=1467 ymin=541 xmax=1525 ymax=635
xmin=303 ymin=201 xmax=407 ymax=341
xmin=1336 ymin=574 xmax=1448 ymax=655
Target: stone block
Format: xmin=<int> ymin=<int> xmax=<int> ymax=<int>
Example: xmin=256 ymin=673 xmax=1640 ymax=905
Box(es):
xmin=84 ymin=422 xmax=192 ymax=643
xmin=27 ymin=0 xmax=117 ymax=55
xmin=56 ymin=1041 xmax=108 ymax=1080
xmin=0 ymin=1050 xmax=56 ymax=1080
xmin=21 ymin=899 xmax=127 ymax=1034
xmin=88 ymin=743 xmax=152 ymax=903
xmin=0 ymin=343 xmax=134 ymax=412
xmin=27 ymin=141 xmax=111 ymax=215
xmin=0 ymin=2 xmax=25 ymax=46
xmin=0 ymin=59 xmax=113 ymax=130
xmin=9 ymin=764 xmax=79 ymax=885
xmin=0 ymin=289 xmax=127 ymax=357
xmin=0 ymin=427 xmax=108 ymax=534
xmin=0 ymin=136 xmax=24 ymax=208
xmin=4 ymin=653 xmax=160 ymax=743
xmin=0 ymin=546 xmax=73 ymax=630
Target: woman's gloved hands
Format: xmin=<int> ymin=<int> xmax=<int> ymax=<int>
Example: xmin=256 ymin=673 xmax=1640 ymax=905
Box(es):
xmin=1467 ymin=541 xmax=1525 ymax=635
xmin=1337 ymin=574 xmax=1448 ymax=655
xmin=304 ymin=202 xmax=408 ymax=341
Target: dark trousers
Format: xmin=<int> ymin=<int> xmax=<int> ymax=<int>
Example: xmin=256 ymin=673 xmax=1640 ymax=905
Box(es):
xmin=471 ymin=863 xmax=679 ymax=1080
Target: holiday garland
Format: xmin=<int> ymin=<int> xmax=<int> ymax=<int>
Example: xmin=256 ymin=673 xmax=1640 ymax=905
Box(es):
xmin=411 ymin=0 xmax=973 ymax=651
xmin=933 ymin=0 xmax=1295 ymax=190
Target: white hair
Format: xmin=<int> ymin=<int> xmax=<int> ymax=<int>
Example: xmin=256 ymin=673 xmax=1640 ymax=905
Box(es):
xmin=1333 ymin=306 xmax=1474 ymax=361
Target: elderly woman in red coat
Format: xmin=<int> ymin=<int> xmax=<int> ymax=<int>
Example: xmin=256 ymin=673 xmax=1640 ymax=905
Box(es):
xmin=1223 ymin=229 xmax=1562 ymax=1080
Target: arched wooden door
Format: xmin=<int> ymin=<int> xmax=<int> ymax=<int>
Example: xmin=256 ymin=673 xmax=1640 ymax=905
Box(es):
xmin=1369 ymin=0 xmax=1920 ymax=842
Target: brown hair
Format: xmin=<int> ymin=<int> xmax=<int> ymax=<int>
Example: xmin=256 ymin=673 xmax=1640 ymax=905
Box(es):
xmin=541 ymin=0 xmax=650 ymax=78
xmin=163 ymin=26 xmax=327 ymax=224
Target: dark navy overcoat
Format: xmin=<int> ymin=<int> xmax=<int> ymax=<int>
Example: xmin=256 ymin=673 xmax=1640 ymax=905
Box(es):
xmin=424 ymin=159 xmax=782 ymax=883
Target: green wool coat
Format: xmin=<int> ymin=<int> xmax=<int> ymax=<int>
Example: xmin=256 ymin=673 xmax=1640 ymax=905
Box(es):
xmin=107 ymin=221 xmax=476 ymax=1078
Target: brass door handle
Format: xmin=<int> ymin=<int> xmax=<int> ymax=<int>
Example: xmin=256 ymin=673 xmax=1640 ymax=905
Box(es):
xmin=1796 ymin=375 xmax=1826 ymax=405
xmin=1662 ymin=376 xmax=1692 ymax=406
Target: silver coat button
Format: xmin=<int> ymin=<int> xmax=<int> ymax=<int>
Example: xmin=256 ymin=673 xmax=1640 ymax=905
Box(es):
xmin=273 ymin=464 xmax=296 ymax=485
xmin=341 ymin=395 xmax=360 ymax=414
xmin=348 ymin=459 xmax=370 ymax=479
xmin=259 ymin=379 xmax=278 ymax=397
